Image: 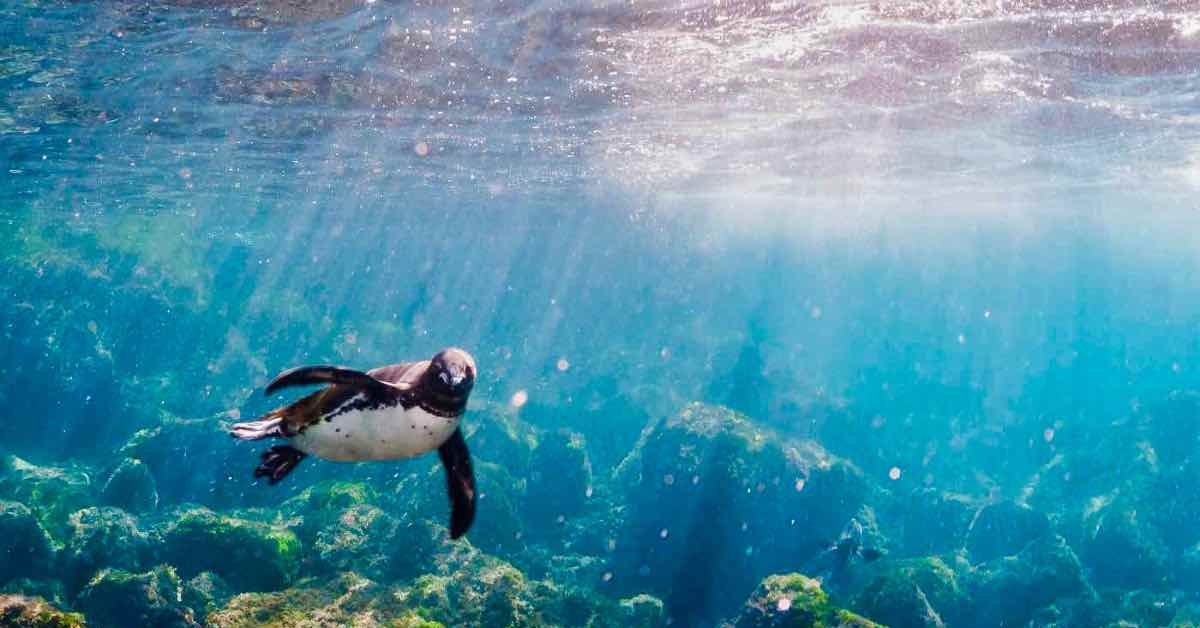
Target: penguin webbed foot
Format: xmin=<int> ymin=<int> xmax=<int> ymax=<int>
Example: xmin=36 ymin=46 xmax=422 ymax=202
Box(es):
xmin=254 ymin=445 xmax=306 ymax=485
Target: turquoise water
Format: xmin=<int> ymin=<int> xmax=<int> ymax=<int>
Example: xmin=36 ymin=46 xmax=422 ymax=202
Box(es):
xmin=3 ymin=1 xmax=1200 ymax=627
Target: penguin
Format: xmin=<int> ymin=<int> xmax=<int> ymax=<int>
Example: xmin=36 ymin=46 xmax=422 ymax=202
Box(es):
xmin=810 ymin=518 xmax=885 ymax=591
xmin=230 ymin=347 xmax=478 ymax=539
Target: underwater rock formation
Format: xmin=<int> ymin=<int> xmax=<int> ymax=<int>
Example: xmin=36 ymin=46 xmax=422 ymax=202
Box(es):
xmin=853 ymin=557 xmax=964 ymax=628
xmin=967 ymin=534 xmax=1090 ymax=628
xmin=0 ymin=501 xmax=56 ymax=583
xmin=0 ymin=456 xmax=95 ymax=539
xmin=181 ymin=572 xmax=234 ymax=625
xmin=0 ymin=594 xmax=85 ymax=628
xmin=613 ymin=402 xmax=872 ymax=623
xmin=99 ymin=458 xmax=158 ymax=514
xmin=727 ymin=573 xmax=881 ymax=628
xmin=964 ymin=500 xmax=1050 ymax=562
xmin=159 ymin=507 xmax=300 ymax=591
xmin=893 ymin=488 xmax=974 ymax=557
xmin=62 ymin=507 xmax=155 ymax=593
xmin=75 ymin=565 xmax=198 ymax=628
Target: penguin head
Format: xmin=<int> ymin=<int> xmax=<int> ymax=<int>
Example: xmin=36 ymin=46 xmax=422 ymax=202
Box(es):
xmin=428 ymin=347 xmax=476 ymax=398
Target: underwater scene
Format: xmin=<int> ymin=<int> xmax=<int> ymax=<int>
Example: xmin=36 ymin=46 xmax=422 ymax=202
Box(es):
xmin=3 ymin=0 xmax=1200 ymax=626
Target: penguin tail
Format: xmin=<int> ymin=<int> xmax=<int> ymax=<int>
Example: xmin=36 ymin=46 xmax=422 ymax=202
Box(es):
xmin=254 ymin=445 xmax=306 ymax=485
xmin=230 ymin=409 xmax=286 ymax=441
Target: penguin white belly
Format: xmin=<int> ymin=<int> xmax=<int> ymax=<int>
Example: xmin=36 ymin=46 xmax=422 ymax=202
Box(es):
xmin=291 ymin=404 xmax=458 ymax=462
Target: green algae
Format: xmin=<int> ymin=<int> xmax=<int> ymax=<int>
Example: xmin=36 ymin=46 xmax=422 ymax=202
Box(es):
xmin=0 ymin=594 xmax=85 ymax=628
xmin=161 ymin=507 xmax=301 ymax=591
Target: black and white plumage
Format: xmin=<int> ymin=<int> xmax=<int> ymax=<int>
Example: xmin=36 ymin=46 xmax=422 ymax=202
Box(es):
xmin=230 ymin=347 xmax=478 ymax=539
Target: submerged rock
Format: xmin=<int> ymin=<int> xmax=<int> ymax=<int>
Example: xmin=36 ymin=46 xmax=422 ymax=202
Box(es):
xmin=854 ymin=557 xmax=964 ymax=628
xmin=160 ymin=507 xmax=300 ymax=591
xmin=619 ymin=594 xmax=666 ymax=628
xmin=0 ymin=501 xmax=56 ymax=583
xmin=63 ymin=507 xmax=154 ymax=592
xmin=99 ymin=458 xmax=158 ymax=514
xmin=1079 ymin=498 xmax=1167 ymax=589
xmin=728 ymin=573 xmax=881 ymax=628
xmin=895 ymin=488 xmax=974 ymax=557
xmin=525 ymin=429 xmax=593 ymax=534
xmin=0 ymin=456 xmax=95 ymax=539
xmin=182 ymin=572 xmax=234 ymax=624
xmin=965 ymin=500 xmax=1050 ymax=562
xmin=76 ymin=565 xmax=198 ymax=628
xmin=612 ymin=402 xmax=872 ymax=623
xmin=206 ymin=573 xmax=414 ymax=628
xmin=968 ymin=534 xmax=1090 ymax=628
xmin=0 ymin=594 xmax=85 ymax=628
xmin=312 ymin=504 xmax=442 ymax=583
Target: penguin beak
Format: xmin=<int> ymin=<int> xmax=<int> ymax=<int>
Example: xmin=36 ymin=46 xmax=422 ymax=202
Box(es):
xmin=451 ymin=371 xmax=465 ymax=386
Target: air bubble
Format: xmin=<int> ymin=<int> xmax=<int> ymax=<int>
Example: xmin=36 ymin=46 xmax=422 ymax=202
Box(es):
xmin=510 ymin=390 xmax=528 ymax=408
xmin=888 ymin=467 xmax=902 ymax=481
xmin=556 ymin=357 xmax=570 ymax=371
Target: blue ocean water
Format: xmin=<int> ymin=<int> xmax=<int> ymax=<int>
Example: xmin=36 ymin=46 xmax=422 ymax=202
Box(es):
xmin=2 ymin=1 xmax=1200 ymax=627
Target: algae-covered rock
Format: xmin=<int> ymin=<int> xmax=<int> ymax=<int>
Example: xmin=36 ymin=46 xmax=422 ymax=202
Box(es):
xmin=160 ymin=507 xmax=300 ymax=591
xmin=729 ymin=573 xmax=882 ymax=628
xmin=119 ymin=414 xmax=281 ymax=508
xmin=0 ymin=456 xmax=94 ymax=539
xmin=63 ymin=507 xmax=154 ymax=592
xmin=281 ymin=480 xmax=377 ymax=545
xmin=312 ymin=504 xmax=440 ymax=583
xmin=0 ymin=594 xmax=86 ymax=628
xmin=613 ymin=402 xmax=872 ymax=623
xmin=0 ymin=501 xmax=56 ymax=582
xmin=206 ymin=573 xmax=413 ymax=628
xmin=525 ymin=429 xmax=593 ymax=532
xmin=182 ymin=572 xmax=234 ymax=624
xmin=897 ymin=489 xmax=975 ymax=557
xmin=854 ymin=557 xmax=964 ymax=628
xmin=99 ymin=458 xmax=158 ymax=513
xmin=620 ymin=594 xmax=666 ymax=628
xmin=1080 ymin=498 xmax=1167 ymax=589
xmin=965 ymin=500 xmax=1050 ymax=562
xmin=76 ymin=565 xmax=198 ymax=628
xmin=969 ymin=534 xmax=1089 ymax=628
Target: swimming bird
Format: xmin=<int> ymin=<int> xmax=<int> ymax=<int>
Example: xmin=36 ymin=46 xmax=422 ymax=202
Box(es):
xmin=230 ymin=348 xmax=477 ymax=539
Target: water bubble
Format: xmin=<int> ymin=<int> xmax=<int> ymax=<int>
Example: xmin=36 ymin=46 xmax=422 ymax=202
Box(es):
xmin=794 ymin=479 xmax=806 ymax=492
xmin=776 ymin=597 xmax=792 ymax=612
xmin=745 ymin=546 xmax=754 ymax=556
xmin=510 ymin=390 xmax=528 ymax=408
xmin=810 ymin=306 xmax=822 ymax=319
xmin=957 ymin=333 xmax=966 ymax=344
xmin=659 ymin=528 xmax=669 ymax=539
xmin=638 ymin=565 xmax=651 ymax=577
xmin=414 ymin=141 xmax=430 ymax=156
xmin=602 ymin=572 xmax=613 ymax=582
xmin=888 ymin=467 xmax=902 ymax=481
xmin=556 ymin=515 xmax=566 ymax=524
xmin=660 ymin=347 xmax=671 ymax=359
xmin=692 ymin=475 xmax=700 ymax=485
xmin=663 ymin=474 xmax=675 ymax=486
xmin=607 ymin=539 xmax=617 ymax=552
xmin=1043 ymin=428 xmax=1055 ymax=443
xmin=585 ymin=486 xmax=594 ymax=498
xmin=556 ymin=357 xmax=570 ymax=371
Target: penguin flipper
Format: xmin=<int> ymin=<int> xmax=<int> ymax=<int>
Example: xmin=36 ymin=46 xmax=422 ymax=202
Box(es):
xmin=437 ymin=428 xmax=476 ymax=539
xmin=265 ymin=365 xmax=406 ymax=396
